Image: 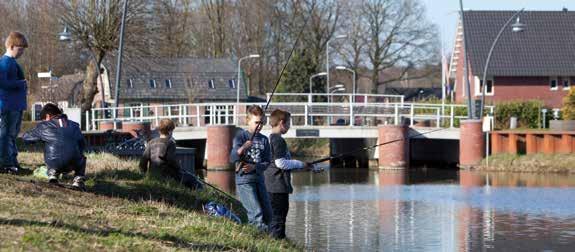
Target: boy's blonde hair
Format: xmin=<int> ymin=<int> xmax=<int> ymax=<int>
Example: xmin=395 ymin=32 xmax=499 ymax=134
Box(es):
xmin=246 ymin=105 xmax=265 ymax=119
xmin=269 ymin=109 xmax=290 ymax=127
xmin=5 ymin=31 xmax=28 ymax=48
xmin=158 ymin=119 xmax=175 ymax=135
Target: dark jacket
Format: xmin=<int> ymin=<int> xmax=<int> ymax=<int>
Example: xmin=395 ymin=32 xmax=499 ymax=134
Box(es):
xmin=229 ymin=129 xmax=271 ymax=185
xmin=264 ymin=133 xmax=293 ymax=194
xmin=21 ymin=114 xmax=85 ymax=164
xmin=139 ymin=137 xmax=180 ymax=180
xmin=0 ymin=54 xmax=27 ymax=111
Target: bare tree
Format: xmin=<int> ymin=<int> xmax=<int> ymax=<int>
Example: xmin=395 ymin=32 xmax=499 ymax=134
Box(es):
xmin=60 ymin=0 xmax=148 ymax=112
xmin=362 ymin=0 xmax=439 ymax=93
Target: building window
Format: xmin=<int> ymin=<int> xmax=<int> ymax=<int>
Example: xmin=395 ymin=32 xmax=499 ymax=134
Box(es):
xmin=208 ymin=79 xmax=215 ymax=89
xmin=550 ymin=77 xmax=558 ymax=90
xmin=149 ymin=79 xmax=157 ymax=88
xmin=165 ymin=79 xmax=172 ymax=89
xmin=128 ymin=79 xmax=134 ymax=88
xmin=228 ymin=79 xmax=236 ymax=89
xmin=563 ymin=77 xmax=570 ymax=90
xmin=474 ymin=76 xmax=494 ymax=96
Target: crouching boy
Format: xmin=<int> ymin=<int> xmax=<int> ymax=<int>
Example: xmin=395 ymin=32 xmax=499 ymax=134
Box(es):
xmin=22 ymin=103 xmax=86 ymax=189
xmin=264 ymin=109 xmax=323 ymax=239
xmin=229 ymin=105 xmax=273 ymax=231
xmin=139 ymin=119 xmax=202 ymax=190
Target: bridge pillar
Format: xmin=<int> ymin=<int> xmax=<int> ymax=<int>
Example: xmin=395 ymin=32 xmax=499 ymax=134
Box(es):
xmin=99 ymin=120 xmax=122 ymax=131
xmin=459 ymin=119 xmax=484 ymax=169
xmin=378 ymin=125 xmax=409 ymax=169
xmin=206 ymin=125 xmax=235 ymax=170
xmin=122 ymin=121 xmax=151 ymax=138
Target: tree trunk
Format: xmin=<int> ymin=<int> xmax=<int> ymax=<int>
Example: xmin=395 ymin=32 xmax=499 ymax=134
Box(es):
xmin=79 ymin=61 xmax=99 ymax=113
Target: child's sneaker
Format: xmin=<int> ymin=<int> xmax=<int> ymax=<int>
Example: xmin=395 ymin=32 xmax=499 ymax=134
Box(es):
xmin=72 ymin=176 xmax=86 ymax=191
xmin=47 ymin=169 xmax=58 ymax=183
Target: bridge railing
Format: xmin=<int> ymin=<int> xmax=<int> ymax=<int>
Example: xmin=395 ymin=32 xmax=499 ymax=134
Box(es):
xmin=85 ymin=102 xmax=493 ymax=131
xmin=266 ymin=93 xmax=405 ymax=105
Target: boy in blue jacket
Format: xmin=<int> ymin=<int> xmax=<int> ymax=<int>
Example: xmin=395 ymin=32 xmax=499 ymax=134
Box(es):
xmin=229 ymin=105 xmax=272 ymax=231
xmin=22 ymin=104 xmax=87 ymax=190
xmin=0 ymin=31 xmax=28 ymax=174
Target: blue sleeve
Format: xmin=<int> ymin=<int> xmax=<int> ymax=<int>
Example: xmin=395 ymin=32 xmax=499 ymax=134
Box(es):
xmin=74 ymin=124 xmax=86 ymax=154
xmin=21 ymin=124 xmax=44 ymax=143
xmin=0 ymin=59 xmax=25 ymax=90
xmin=229 ymin=131 xmax=244 ymax=164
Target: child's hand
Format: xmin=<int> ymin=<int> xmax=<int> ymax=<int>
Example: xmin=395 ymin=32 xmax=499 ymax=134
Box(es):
xmin=237 ymin=141 xmax=253 ymax=155
xmin=241 ymin=163 xmax=255 ymax=173
xmin=310 ymin=164 xmax=324 ymax=173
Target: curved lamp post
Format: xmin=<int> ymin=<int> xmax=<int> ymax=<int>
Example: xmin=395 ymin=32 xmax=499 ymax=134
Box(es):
xmin=309 ymin=72 xmax=327 ymax=95
xmin=237 ymin=54 xmax=260 ymax=103
xmin=479 ymin=9 xmax=525 ymax=118
xmin=335 ymin=66 xmax=356 ymax=103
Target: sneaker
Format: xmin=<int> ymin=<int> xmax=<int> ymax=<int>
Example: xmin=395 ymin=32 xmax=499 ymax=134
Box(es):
xmin=47 ymin=169 xmax=58 ymax=184
xmin=72 ymin=176 xmax=86 ymax=190
xmin=4 ymin=166 xmax=19 ymax=174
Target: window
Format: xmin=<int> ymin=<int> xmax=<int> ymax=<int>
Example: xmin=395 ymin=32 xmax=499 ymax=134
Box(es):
xmin=563 ymin=77 xmax=570 ymax=90
xmin=149 ymin=79 xmax=157 ymax=88
xmin=550 ymin=77 xmax=558 ymax=90
xmin=128 ymin=79 xmax=134 ymax=88
xmin=208 ymin=79 xmax=215 ymax=89
xmin=474 ymin=76 xmax=494 ymax=96
xmin=228 ymin=79 xmax=236 ymax=89
xmin=165 ymin=79 xmax=172 ymax=89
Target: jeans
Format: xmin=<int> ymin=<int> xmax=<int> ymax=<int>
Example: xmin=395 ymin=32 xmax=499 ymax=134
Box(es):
xmin=236 ymin=179 xmax=272 ymax=231
xmin=269 ymin=193 xmax=289 ymax=239
xmin=46 ymin=156 xmax=86 ymax=177
xmin=0 ymin=110 xmax=22 ymax=167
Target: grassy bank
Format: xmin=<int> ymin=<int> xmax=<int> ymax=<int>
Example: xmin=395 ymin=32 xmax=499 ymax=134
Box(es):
xmin=0 ymin=152 xmax=299 ymax=251
xmin=478 ymin=153 xmax=575 ymax=173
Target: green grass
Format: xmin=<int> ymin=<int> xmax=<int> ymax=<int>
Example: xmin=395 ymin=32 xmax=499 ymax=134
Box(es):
xmin=479 ymin=153 xmax=575 ymax=174
xmin=0 ymin=152 xmax=300 ymax=251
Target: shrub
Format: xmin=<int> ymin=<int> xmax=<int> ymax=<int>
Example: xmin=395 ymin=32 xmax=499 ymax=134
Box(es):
xmin=494 ymin=100 xmax=545 ymax=129
xmin=562 ymin=88 xmax=575 ymax=120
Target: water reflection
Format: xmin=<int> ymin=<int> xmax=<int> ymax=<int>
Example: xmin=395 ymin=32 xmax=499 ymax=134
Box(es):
xmin=284 ymin=168 xmax=575 ymax=251
xmin=203 ymin=168 xmax=575 ymax=250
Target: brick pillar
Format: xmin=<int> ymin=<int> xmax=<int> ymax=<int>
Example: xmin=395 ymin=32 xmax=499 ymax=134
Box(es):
xmin=491 ymin=132 xmax=502 ymax=154
xmin=122 ymin=121 xmax=151 ymax=138
xmin=526 ymin=134 xmax=538 ymax=154
xmin=559 ymin=134 xmax=572 ymax=154
xmin=378 ymin=125 xmax=409 ymax=169
xmin=459 ymin=119 xmax=484 ymax=169
xmin=378 ymin=170 xmax=406 ymax=186
xmin=508 ymin=133 xmax=518 ymax=154
xmin=543 ymin=134 xmax=555 ymax=154
xmin=206 ymin=125 xmax=236 ymax=170
xmin=99 ymin=120 xmax=122 ymax=131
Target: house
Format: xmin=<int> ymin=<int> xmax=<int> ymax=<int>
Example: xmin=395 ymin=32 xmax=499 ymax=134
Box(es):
xmin=450 ymin=10 xmax=575 ymax=109
xmin=91 ymin=57 xmax=246 ymax=123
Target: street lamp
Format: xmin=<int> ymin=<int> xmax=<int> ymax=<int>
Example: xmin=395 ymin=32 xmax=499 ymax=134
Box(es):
xmin=326 ymin=34 xmax=347 ymax=97
xmin=237 ymin=54 xmax=260 ymax=103
xmin=479 ymin=9 xmax=525 ymax=118
xmin=458 ymin=0 xmax=474 ymax=119
xmin=113 ymin=0 xmax=129 ymax=120
xmin=335 ymin=66 xmax=356 ymax=103
xmin=309 ymin=72 xmax=327 ymax=96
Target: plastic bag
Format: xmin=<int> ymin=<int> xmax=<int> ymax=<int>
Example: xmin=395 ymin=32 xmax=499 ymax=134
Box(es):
xmin=203 ymin=201 xmax=241 ymax=224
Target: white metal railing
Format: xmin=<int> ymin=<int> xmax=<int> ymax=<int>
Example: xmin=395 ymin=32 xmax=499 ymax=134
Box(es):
xmin=266 ymin=93 xmax=405 ymax=105
xmin=86 ymin=101 xmax=494 ymax=131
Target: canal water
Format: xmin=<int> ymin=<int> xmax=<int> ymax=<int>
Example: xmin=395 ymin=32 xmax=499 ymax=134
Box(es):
xmin=206 ymin=168 xmax=575 ymax=251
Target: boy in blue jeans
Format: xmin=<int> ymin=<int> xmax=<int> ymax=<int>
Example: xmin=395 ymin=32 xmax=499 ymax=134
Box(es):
xmin=0 ymin=31 xmax=28 ymax=174
xmin=229 ymin=105 xmax=272 ymax=231
xmin=264 ymin=109 xmax=323 ymax=239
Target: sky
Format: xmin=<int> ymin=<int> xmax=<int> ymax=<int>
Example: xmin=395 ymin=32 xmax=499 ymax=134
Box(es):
xmin=420 ymin=0 xmax=575 ymax=53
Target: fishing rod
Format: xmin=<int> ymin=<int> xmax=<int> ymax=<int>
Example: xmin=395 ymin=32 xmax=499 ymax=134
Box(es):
xmin=310 ymin=127 xmax=448 ymax=165
xmin=236 ymin=3 xmax=314 ymax=172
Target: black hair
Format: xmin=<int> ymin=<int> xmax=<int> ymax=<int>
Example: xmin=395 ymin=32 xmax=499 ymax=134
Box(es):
xmin=39 ymin=103 xmax=62 ymax=119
